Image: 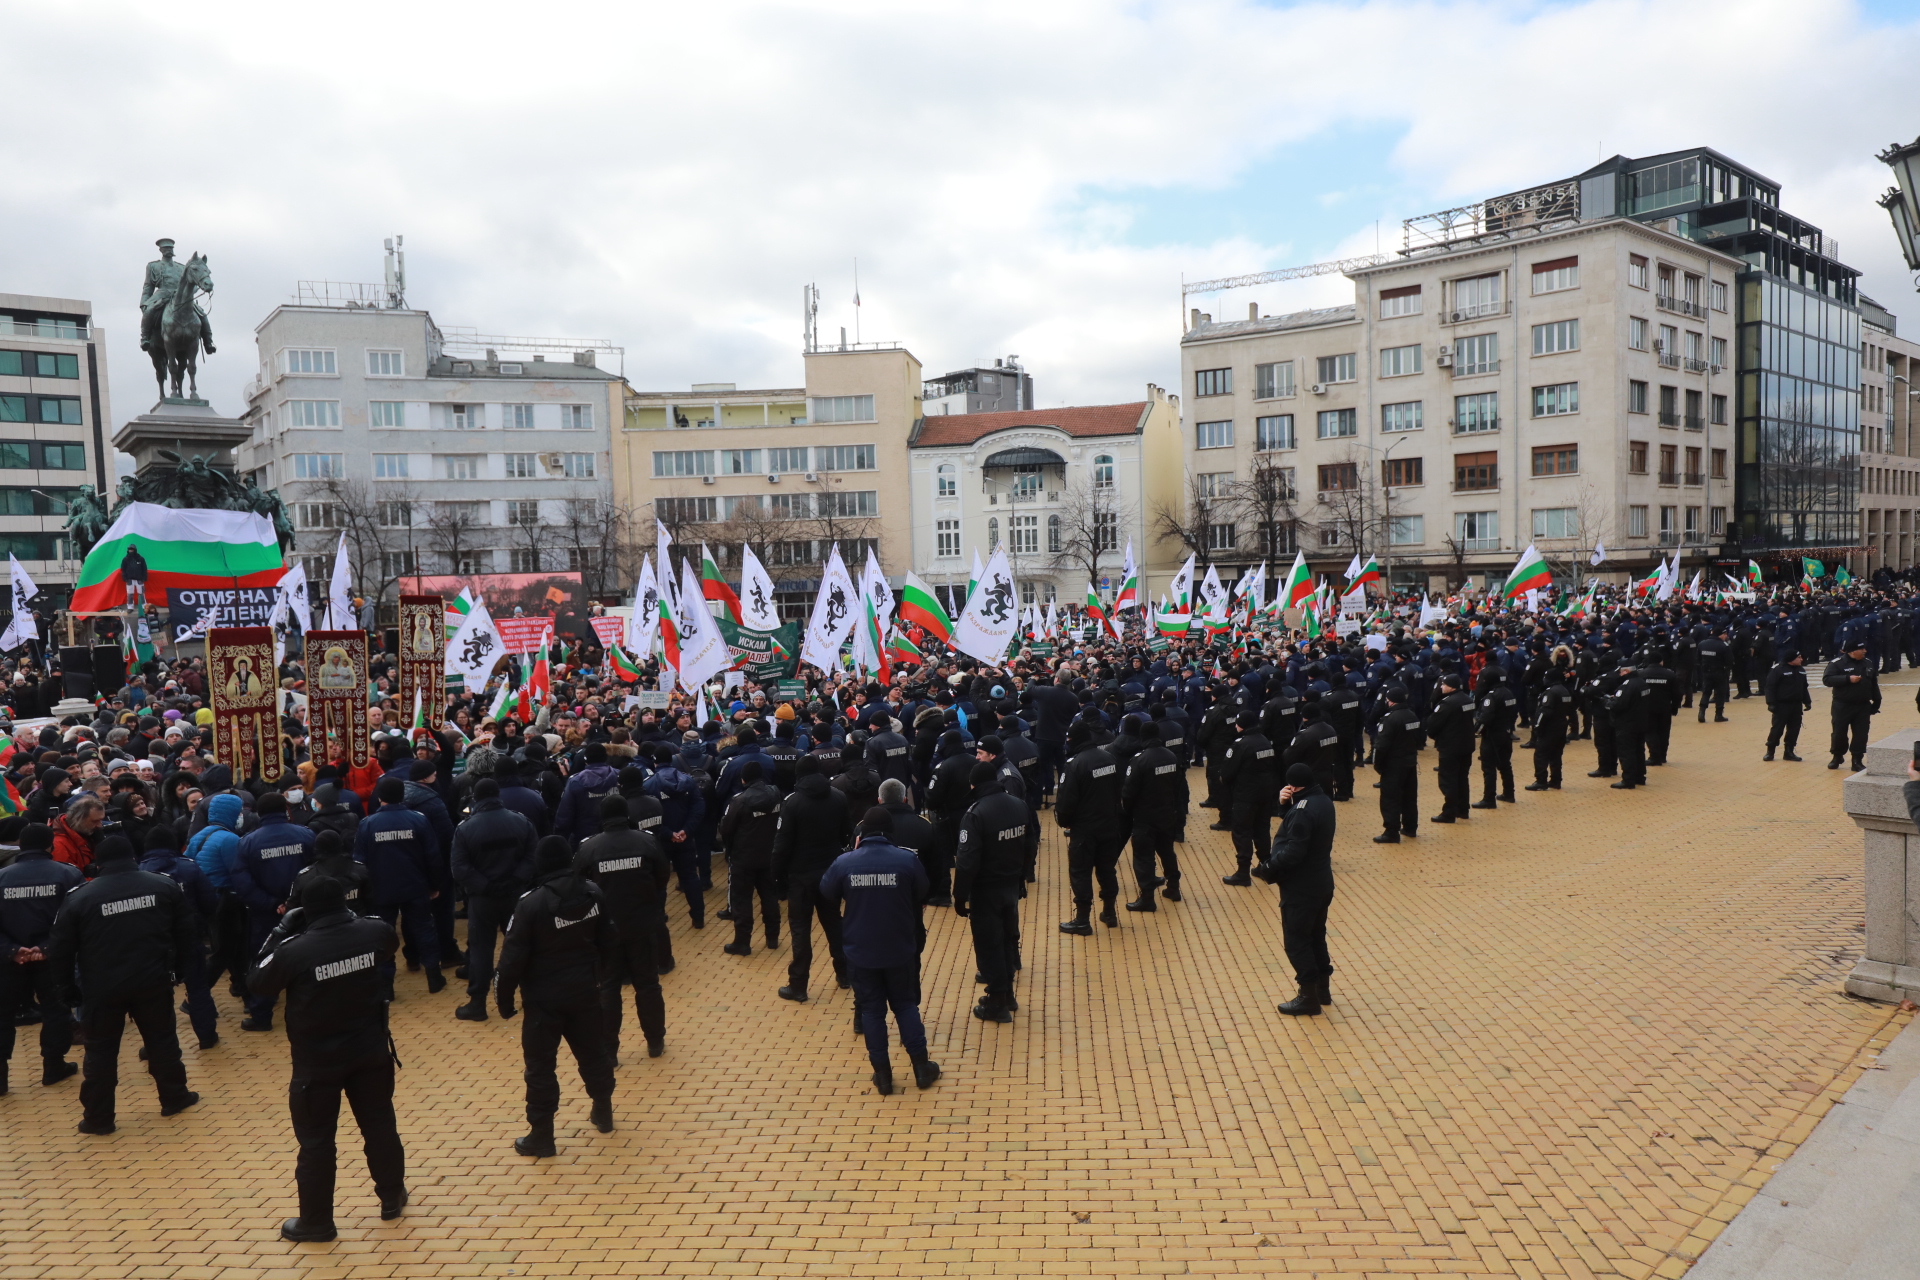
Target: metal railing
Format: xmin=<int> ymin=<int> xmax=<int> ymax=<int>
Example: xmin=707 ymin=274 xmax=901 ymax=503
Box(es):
xmin=1658 ymin=470 xmax=1680 ymax=485
xmin=2 ymin=319 xmax=88 ymax=341
xmin=1451 ymin=417 xmax=1500 ymax=434
xmin=1684 ymin=414 xmax=1705 ymax=430
xmin=1659 ymin=410 xmax=1681 ymax=426
xmin=1656 ymin=295 xmax=1708 ymax=319
xmin=1684 ymin=357 xmax=1710 ymax=373
xmin=1658 ymin=531 xmax=1679 ymax=546
xmin=1684 ymin=471 xmax=1704 ymax=486
xmin=1460 ymin=536 xmax=1501 ymax=552
xmin=1657 ymin=352 xmax=1681 ymax=369
xmin=1444 ymin=302 xmax=1508 ymax=324
xmin=1453 ymin=475 xmax=1500 ymax=492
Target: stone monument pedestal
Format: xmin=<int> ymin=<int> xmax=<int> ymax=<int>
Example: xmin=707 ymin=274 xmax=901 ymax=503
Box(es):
xmin=112 ymin=398 xmax=252 ymax=481
xmin=1842 ymin=727 xmax=1920 ymax=1002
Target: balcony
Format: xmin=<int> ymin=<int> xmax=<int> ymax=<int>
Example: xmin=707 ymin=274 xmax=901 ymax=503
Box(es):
xmin=1452 ymin=360 xmax=1500 ymax=377
xmin=1656 ymin=351 xmax=1681 ymax=369
xmin=1451 ymin=417 xmax=1500 ymax=434
xmin=1453 ymin=474 xmax=1500 ymax=493
xmin=1443 ymin=302 xmax=1509 ymax=325
xmin=1658 ymin=470 xmax=1680 ymax=486
xmin=1684 ymin=471 xmax=1704 ymax=486
xmin=1659 ymin=410 xmax=1681 ymax=427
xmin=1684 ymin=414 xmax=1705 ymax=431
xmin=1658 ymin=531 xmax=1679 ymax=546
xmin=1 ymin=319 xmax=89 ymax=341
xmin=1656 ymin=295 xmax=1708 ymax=319
xmin=1459 ymin=536 xmax=1501 ymax=552
xmin=1684 ymin=357 xmax=1710 ymax=373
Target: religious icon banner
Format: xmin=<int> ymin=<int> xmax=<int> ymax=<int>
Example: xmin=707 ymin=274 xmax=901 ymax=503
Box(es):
xmin=397 ymin=594 xmax=446 ymax=730
xmin=207 ymin=626 xmax=282 ymax=782
xmin=306 ymin=628 xmax=370 ymax=768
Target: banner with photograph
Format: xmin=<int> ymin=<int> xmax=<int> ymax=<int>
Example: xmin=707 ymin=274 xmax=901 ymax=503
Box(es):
xmin=397 ymin=594 xmax=445 ymax=735
xmin=306 ymin=628 xmax=371 ymax=767
xmin=207 ymin=626 xmax=282 ymax=782
xmin=401 ymin=571 xmax=587 ymax=639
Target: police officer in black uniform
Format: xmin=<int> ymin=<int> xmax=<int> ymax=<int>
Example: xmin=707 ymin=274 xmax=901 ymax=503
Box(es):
xmin=1121 ymin=721 xmax=1187 ymax=911
xmin=1762 ymin=650 xmax=1811 ymax=762
xmin=574 ymin=795 xmax=670 ymax=1059
xmin=1286 ymin=694 xmax=1342 ymax=797
xmin=1371 ymin=684 xmax=1423 ymax=842
xmin=1823 ymin=640 xmax=1880 ymax=771
xmin=1253 ymin=763 xmax=1337 ymax=1015
xmin=1424 ymin=672 xmax=1475 ymax=823
xmin=718 ymin=762 xmax=783 ymax=955
xmin=1470 ymin=668 xmax=1518 ymax=809
xmin=1608 ymin=655 xmax=1652 ymax=789
xmin=450 ymin=778 xmax=539 ymax=1022
xmin=1324 ymin=672 xmax=1363 ymax=801
xmin=1585 ymin=660 xmax=1628 ymax=780
xmin=922 ymin=733 xmax=973 ymax=908
xmin=249 ymin=876 xmax=406 ymax=1242
xmin=1695 ymin=626 xmax=1733 ymax=723
xmin=45 ymin=834 xmax=199 ymax=1134
xmin=1638 ymin=647 xmax=1682 ymax=766
xmin=498 ymin=835 xmax=620 ymax=1157
xmin=1525 ymin=670 xmax=1576 ymax=791
xmin=1054 ymin=720 xmax=1124 ymax=934
xmin=1218 ymin=711 xmax=1282 ymax=884
xmin=864 ymin=718 xmax=914 ymax=792
xmin=0 ymin=823 xmax=82 ymax=1092
xmin=288 ymin=829 xmax=372 ymax=912
xmin=953 ymin=763 xmax=1028 ymax=1023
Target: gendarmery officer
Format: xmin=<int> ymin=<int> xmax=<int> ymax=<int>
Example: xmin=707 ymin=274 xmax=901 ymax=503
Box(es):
xmin=1525 ymin=671 xmax=1576 ymax=791
xmin=1121 ymin=721 xmax=1187 ymax=911
xmin=953 ymin=762 xmax=1027 ymax=1024
xmin=45 ymin=833 xmax=200 ymax=1134
xmin=248 ymin=876 xmax=407 ymax=1242
xmin=0 ymin=823 xmax=82 ymax=1092
xmin=497 ymin=835 xmax=619 ymax=1158
xmin=1253 ymin=763 xmax=1336 ymax=1016
xmin=1762 ymin=650 xmax=1811 ymax=762
xmin=1054 ymin=720 xmax=1125 ymax=934
xmin=1824 ymin=639 xmax=1880 ymax=771
xmin=1424 ymin=672 xmax=1474 ymax=823
xmin=574 ymin=795 xmax=670 ymax=1060
xmin=1218 ymin=711 xmax=1281 ymax=884
xmin=1371 ymin=683 xmax=1422 ymax=843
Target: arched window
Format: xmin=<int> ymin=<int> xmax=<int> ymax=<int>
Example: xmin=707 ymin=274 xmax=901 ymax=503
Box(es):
xmin=1047 ymin=514 xmax=1062 ymax=553
xmin=936 ymin=462 xmax=956 ymax=497
xmin=1093 ymin=454 xmax=1114 ymax=489
xmin=987 ymin=517 xmax=999 ymax=550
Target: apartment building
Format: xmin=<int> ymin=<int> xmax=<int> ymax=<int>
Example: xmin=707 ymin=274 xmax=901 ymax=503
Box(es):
xmin=923 ymin=357 xmax=1033 ymax=416
xmin=0 ymin=293 xmax=111 ymax=601
xmin=1179 ymin=147 xmax=1859 ymax=590
xmin=614 ymin=344 xmax=922 ymax=612
xmin=234 ymin=286 xmax=624 ymax=603
xmin=1858 ymin=296 xmax=1920 ymax=574
xmin=905 ymin=387 xmax=1184 ymax=613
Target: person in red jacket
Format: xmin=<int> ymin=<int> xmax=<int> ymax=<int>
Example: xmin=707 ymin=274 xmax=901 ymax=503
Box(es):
xmin=51 ymin=797 xmax=104 ymax=872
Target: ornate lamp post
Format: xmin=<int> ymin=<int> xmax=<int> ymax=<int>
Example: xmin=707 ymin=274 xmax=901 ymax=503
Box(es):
xmin=1877 ymin=136 xmax=1920 ymax=283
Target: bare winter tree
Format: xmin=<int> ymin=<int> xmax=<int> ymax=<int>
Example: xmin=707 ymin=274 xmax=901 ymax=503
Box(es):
xmin=555 ymin=497 xmax=636 ymax=597
xmin=1232 ymin=456 xmax=1303 ymax=561
xmin=1308 ymin=450 xmax=1385 ymax=561
xmin=804 ymin=474 xmax=882 ymax=568
xmin=424 ymin=499 xmax=486 ymax=577
xmin=1152 ymin=474 xmax=1230 ymax=571
xmin=1048 ymin=477 xmax=1133 ymax=593
xmin=304 ymin=476 xmax=423 ymax=617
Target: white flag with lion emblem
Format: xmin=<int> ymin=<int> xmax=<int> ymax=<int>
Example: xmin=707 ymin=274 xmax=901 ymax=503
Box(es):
xmin=801 ymin=543 xmax=860 ymax=671
xmin=950 ymin=546 xmax=1019 ymax=664
xmin=444 ymin=599 xmax=505 ymax=687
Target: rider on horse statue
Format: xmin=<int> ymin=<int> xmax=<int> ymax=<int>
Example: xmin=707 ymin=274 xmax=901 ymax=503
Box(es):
xmin=139 ymin=238 xmax=214 ymax=358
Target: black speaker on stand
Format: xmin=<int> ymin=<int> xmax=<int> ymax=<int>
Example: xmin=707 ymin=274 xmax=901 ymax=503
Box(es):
xmin=93 ymin=644 xmax=126 ymax=697
xmin=59 ymin=646 xmax=94 ymax=700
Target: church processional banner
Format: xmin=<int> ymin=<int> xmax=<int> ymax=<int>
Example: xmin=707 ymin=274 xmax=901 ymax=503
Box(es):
xmin=306 ymin=629 xmax=371 ymax=768
xmin=396 ymin=595 xmax=446 ymax=731
xmin=207 ymin=626 xmax=282 ymax=782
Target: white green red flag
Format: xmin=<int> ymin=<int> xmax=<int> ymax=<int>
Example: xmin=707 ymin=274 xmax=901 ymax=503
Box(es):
xmin=1502 ymin=543 xmax=1551 ymax=600
xmin=1084 ymin=582 xmax=1119 ymax=639
xmin=1114 ymin=542 xmax=1140 ymax=611
xmin=899 ymin=571 xmax=954 ymax=644
xmin=609 ymin=642 xmax=644 ymax=683
xmin=700 ymin=544 xmax=742 ymax=624
xmin=886 ymin=626 xmax=924 ymax=665
xmin=71 ymin=502 xmax=283 ymax=612
xmin=1747 ymin=559 xmax=1764 ymax=587
xmin=1349 ymin=554 xmax=1384 ymax=589
xmin=1281 ymin=550 xmax=1314 ymax=610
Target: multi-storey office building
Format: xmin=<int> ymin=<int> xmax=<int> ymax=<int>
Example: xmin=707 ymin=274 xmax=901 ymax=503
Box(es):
xmin=922 ymin=357 xmax=1033 ymax=416
xmin=904 ymin=388 xmax=1185 ymax=613
xmin=614 ymin=345 xmax=922 ymax=613
xmin=1858 ymin=296 xmax=1920 ymax=574
xmin=235 ymin=291 xmax=625 ymax=605
xmin=0 ymin=293 xmax=111 ymax=602
xmin=1178 ymin=147 xmax=1859 ymax=590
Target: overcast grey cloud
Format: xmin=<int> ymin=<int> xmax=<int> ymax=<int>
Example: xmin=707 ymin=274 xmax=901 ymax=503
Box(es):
xmin=3 ymin=0 xmax=1917 ymax=429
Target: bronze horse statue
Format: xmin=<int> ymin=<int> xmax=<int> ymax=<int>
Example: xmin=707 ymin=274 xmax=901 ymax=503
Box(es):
xmin=151 ymin=252 xmax=213 ymax=401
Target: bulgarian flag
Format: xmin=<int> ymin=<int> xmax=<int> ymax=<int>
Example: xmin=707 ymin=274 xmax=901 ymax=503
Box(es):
xmin=0 ymin=774 xmax=22 ymax=819
xmin=0 ymin=732 xmax=15 ymax=768
xmin=445 ymin=588 xmax=477 ymax=638
xmin=657 ymin=588 xmax=681 ymax=677
xmin=1084 ymin=582 xmax=1119 ymax=639
xmin=609 ymin=642 xmax=644 ymax=683
xmin=1635 ymin=562 xmax=1664 ymax=597
xmin=699 ymin=544 xmax=742 ymax=624
xmin=1348 ymin=553 xmax=1384 ymax=590
xmin=409 ymin=688 xmax=430 ymax=744
xmin=486 ymin=676 xmax=512 ymax=723
xmin=1114 ymin=542 xmax=1140 ymax=612
xmin=1154 ymin=597 xmax=1188 ymax=636
xmin=514 ymin=656 xmax=535 ymax=723
xmin=1747 ymin=559 xmax=1764 ymax=587
xmin=886 ymin=626 xmax=924 ymax=666
xmin=899 ymin=571 xmax=954 ymax=644
xmin=529 ymin=632 xmax=552 ymax=709
xmin=1280 ymin=550 xmax=1315 ymax=610
xmin=70 ymin=502 xmax=284 ymax=611
xmin=1502 ymin=543 xmax=1551 ymax=600
xmin=860 ymin=594 xmax=892 ymax=685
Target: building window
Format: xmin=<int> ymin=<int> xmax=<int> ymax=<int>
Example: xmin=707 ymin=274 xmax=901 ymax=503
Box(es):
xmin=1452 ymin=273 xmax=1502 ymax=319
xmin=1532 ymin=383 xmax=1579 ymax=417
xmin=1630 ymin=318 xmax=1649 ymax=350
xmin=1711 ymin=447 xmax=1728 ymax=479
xmin=40 ymin=443 xmax=83 ymax=469
xmin=285 ymin=400 xmax=340 ymax=428
xmin=565 ymin=547 xmax=600 ymax=574
xmin=1094 ymin=511 xmax=1118 ymax=551
xmin=721 ymin=449 xmax=762 ymax=475
xmin=1630 ymin=380 xmax=1649 ymax=414
xmin=655 ymin=496 xmax=716 ymax=523
xmin=1710 ymin=280 xmax=1728 ymax=312
xmin=1315 ymin=354 xmax=1356 ymax=385
xmin=1454 ymin=451 xmax=1498 ymax=491
xmin=768 ymin=493 xmax=810 ymax=520
xmin=561 ymin=404 xmax=592 ymax=430
xmin=1711 ymin=393 xmax=1728 ymax=426
xmin=1255 ymin=416 xmax=1294 ymax=451
xmin=509 ymin=548 xmax=541 ymax=574
xmin=1453 ymin=393 xmax=1498 ymax=434
xmin=503 ymin=453 xmax=537 ymax=479
xmin=1196 ymin=420 xmax=1234 ymax=449
xmin=1047 ymin=514 xmax=1063 ymax=553
xmin=1532 ymin=320 xmax=1579 ymax=355
xmin=1205 ymin=522 xmax=1237 ymax=551
xmin=1659 ymin=505 xmax=1677 ymax=544
xmin=1710 ymin=336 xmax=1728 ymax=368
xmin=809 ymin=395 xmax=875 ymax=423
xmin=1381 ymin=401 xmax=1423 ymax=434
xmin=1389 ymin=514 xmax=1424 ymax=545
xmin=372 ymin=453 xmax=409 ymax=480
xmin=768 ymin=447 xmax=807 ymax=473
xmin=1316 ymin=408 xmax=1357 ymax=440
xmin=1092 ymin=454 xmax=1114 ymax=488
xmin=1194 ymin=368 xmax=1232 ymax=397
xmin=1531 ymin=445 xmax=1578 ymax=476
xmin=0 ymin=351 xmax=78 ymax=379
xmin=1710 ymin=506 xmax=1727 ymax=535
xmin=821 ymin=490 xmax=878 ymax=517
xmin=1260 ymin=520 xmax=1298 ymax=555
xmin=1197 ymin=471 xmax=1233 ymax=498
xmin=368 ymin=401 xmax=406 ymax=429
xmin=1380 ymin=344 xmax=1422 ymax=377
xmin=987 ymin=517 xmax=998 ymax=550
xmin=1317 ymin=463 xmax=1358 ymax=492
xmin=1531 ymin=507 xmax=1578 ymax=539
xmin=506 ymin=404 xmax=535 ymax=430
xmin=1629 ymin=255 xmax=1649 ymax=290
xmin=722 ymin=495 xmax=763 ymax=520
xmin=295 ymin=502 xmax=342 ymax=530
xmin=379 ymin=550 xmax=416 ymax=576
xmin=816 ymin=444 xmax=876 ymax=471
xmin=652 ymin=449 xmax=714 ymax=477
xmin=936 ymin=519 xmax=960 ymax=558
xmin=292 ymin=453 xmax=343 ymax=480
xmin=1659 ymin=443 xmax=1678 ymax=484
xmin=563 ymin=453 xmax=595 ymax=478
xmin=1020 ymin=581 xmax=1037 ymax=607
xmin=1379 ymin=285 xmax=1421 ymax=318
xmin=1628 ymin=505 xmax=1649 ymax=537
xmin=440 ymin=454 xmax=480 ymax=481
xmin=1254 ymin=361 xmax=1295 ymax=399
xmin=1684 ymin=505 xmax=1700 ymax=542
xmin=1530 ymin=257 xmax=1578 ymax=294
xmin=1383 ymin=456 xmax=1424 ymax=487
xmin=1455 ymin=510 xmax=1499 ymax=550
xmin=284 ymin=349 xmax=336 ymax=375
xmin=366 ymin=350 xmax=402 ymax=377
xmin=376 ymin=501 xmax=412 ymax=529
xmin=937 ymin=463 xmax=956 ymax=497
xmin=1454 ymin=332 xmax=1498 ymax=375
xmin=449 ymin=404 xmax=481 ymax=430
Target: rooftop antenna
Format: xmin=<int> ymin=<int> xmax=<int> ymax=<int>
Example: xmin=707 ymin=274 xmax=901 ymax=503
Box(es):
xmin=852 ymin=258 xmax=861 ymax=345
xmin=802 ymin=283 xmax=819 ymax=353
xmin=383 ymin=235 xmax=406 ymax=309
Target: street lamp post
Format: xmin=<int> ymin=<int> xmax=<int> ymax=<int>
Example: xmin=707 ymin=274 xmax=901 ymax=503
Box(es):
xmin=1877 ymin=136 xmax=1920 ymax=284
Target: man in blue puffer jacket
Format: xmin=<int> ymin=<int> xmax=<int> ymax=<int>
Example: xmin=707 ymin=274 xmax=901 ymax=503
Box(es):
xmin=553 ymin=742 xmax=622 ymax=845
xmin=231 ymin=793 xmax=318 ymax=1031
xmin=643 ymin=745 xmax=708 ymax=928
xmin=186 ymin=793 xmax=247 ymax=995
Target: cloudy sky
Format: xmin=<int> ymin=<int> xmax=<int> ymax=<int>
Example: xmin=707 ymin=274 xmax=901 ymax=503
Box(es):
xmin=6 ymin=0 xmax=1919 ymax=429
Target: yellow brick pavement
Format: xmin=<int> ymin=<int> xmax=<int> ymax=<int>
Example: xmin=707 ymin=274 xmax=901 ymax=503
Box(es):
xmin=1 ymin=683 xmax=1913 ymax=1278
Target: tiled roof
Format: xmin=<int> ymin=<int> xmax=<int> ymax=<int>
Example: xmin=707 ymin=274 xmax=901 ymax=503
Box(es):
xmin=911 ymin=401 xmax=1149 ymax=447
